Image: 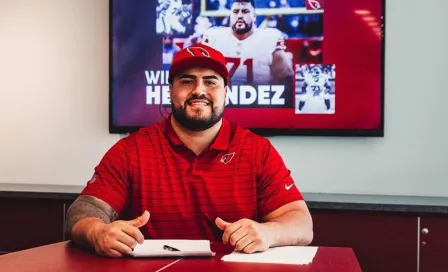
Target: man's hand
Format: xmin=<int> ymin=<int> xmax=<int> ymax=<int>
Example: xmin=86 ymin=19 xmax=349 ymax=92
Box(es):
xmin=89 ymin=211 xmax=150 ymax=258
xmin=215 ymin=217 xmax=272 ymax=254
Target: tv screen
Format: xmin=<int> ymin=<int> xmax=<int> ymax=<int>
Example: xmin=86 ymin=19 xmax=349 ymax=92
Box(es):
xmin=110 ymin=0 xmax=385 ymax=136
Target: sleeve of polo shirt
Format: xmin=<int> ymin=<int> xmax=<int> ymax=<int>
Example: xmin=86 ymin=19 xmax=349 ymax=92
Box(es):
xmin=80 ymin=138 xmax=130 ymax=215
xmin=257 ymin=139 xmax=304 ymax=218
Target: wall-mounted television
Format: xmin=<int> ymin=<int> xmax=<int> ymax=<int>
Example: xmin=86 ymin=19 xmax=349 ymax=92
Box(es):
xmin=109 ymin=0 xmax=385 ymax=137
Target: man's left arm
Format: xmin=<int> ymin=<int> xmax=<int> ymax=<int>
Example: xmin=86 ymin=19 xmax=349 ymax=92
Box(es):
xmin=271 ymin=50 xmax=294 ymax=83
xmin=215 ymin=139 xmax=313 ymax=253
xmin=262 ymin=200 xmax=313 ymax=248
xmin=215 ymin=201 xmax=313 ymax=253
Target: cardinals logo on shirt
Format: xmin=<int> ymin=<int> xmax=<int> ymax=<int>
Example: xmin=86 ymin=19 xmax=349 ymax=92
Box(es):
xmin=306 ymin=0 xmax=324 ymax=10
xmin=220 ymin=152 xmax=235 ymax=164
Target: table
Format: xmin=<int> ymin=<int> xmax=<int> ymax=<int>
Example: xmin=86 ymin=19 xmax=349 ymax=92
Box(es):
xmin=0 ymin=242 xmax=362 ymax=271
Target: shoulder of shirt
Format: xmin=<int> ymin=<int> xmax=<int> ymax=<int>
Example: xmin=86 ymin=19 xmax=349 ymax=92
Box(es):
xmin=304 ymin=74 xmax=315 ymax=81
xmin=118 ymin=120 xmax=166 ymax=144
xmin=137 ymin=120 xmax=165 ymax=135
xmin=226 ymin=119 xmax=271 ymax=148
xmin=204 ymin=26 xmax=230 ymax=36
xmin=255 ymin=27 xmax=283 ymax=39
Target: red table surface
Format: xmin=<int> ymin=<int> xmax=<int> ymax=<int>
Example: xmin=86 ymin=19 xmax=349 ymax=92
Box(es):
xmin=0 ymin=241 xmax=362 ymax=272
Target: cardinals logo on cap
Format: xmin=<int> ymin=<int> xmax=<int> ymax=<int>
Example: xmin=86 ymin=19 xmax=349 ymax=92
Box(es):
xmin=186 ymin=47 xmax=210 ymax=57
xmin=220 ymin=152 xmax=235 ymax=164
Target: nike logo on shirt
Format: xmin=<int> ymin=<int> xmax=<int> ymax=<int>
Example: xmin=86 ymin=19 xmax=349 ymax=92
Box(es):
xmin=285 ymin=183 xmax=294 ymax=190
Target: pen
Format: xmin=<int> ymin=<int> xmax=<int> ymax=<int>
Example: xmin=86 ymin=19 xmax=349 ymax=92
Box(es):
xmin=163 ymin=245 xmax=181 ymax=252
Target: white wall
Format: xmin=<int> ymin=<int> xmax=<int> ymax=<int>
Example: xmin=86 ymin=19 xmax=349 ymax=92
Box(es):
xmin=0 ymin=0 xmax=119 ymax=185
xmin=0 ymin=0 xmax=447 ymax=197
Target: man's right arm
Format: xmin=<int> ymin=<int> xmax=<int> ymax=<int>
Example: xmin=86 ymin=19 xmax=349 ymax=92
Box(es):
xmin=66 ymin=195 xmax=149 ymax=257
xmin=66 ymin=195 xmax=119 ymax=248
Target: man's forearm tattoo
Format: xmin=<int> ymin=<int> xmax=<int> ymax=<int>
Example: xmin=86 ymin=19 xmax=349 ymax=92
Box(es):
xmin=65 ymin=195 xmax=119 ymax=235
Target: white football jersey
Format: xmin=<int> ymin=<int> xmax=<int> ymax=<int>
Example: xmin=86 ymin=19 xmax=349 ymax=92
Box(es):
xmin=304 ymin=73 xmax=329 ymax=93
xmin=202 ymin=27 xmax=285 ymax=85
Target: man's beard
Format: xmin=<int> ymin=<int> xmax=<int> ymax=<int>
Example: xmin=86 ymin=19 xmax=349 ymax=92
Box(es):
xmin=171 ymin=95 xmax=224 ymax=131
xmin=232 ymin=21 xmax=252 ymax=35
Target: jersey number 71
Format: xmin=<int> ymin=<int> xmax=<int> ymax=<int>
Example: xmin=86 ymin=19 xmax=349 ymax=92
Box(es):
xmin=225 ymin=57 xmax=253 ymax=84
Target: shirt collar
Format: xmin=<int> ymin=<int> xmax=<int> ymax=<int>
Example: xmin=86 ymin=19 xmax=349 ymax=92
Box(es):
xmin=164 ymin=116 xmax=231 ymax=151
xmin=210 ymin=118 xmax=231 ymax=151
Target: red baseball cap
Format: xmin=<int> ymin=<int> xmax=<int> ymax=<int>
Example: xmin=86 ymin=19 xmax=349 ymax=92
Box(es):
xmin=168 ymin=43 xmax=229 ymax=85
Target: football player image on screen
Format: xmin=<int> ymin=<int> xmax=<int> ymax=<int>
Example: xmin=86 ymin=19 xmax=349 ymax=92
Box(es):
xmin=296 ymin=65 xmax=335 ymax=114
xmin=156 ymin=0 xmax=193 ymax=35
xmin=201 ymin=0 xmax=294 ymax=86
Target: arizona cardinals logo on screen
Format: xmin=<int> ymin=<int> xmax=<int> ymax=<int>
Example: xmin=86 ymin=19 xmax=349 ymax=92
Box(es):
xmin=306 ymin=0 xmax=323 ymax=10
xmin=220 ymin=152 xmax=235 ymax=164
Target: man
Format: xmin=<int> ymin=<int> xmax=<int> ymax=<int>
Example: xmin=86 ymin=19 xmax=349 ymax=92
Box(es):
xmin=162 ymin=35 xmax=181 ymax=65
xmin=66 ymin=43 xmax=313 ymax=258
xmin=296 ymin=65 xmax=333 ymax=113
xmin=201 ymin=0 xmax=293 ymax=85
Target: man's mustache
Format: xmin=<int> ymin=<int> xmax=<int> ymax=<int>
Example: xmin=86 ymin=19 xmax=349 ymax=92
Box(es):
xmin=185 ymin=95 xmax=213 ymax=106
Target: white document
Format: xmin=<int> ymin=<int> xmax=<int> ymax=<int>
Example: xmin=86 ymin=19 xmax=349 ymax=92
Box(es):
xmin=131 ymin=239 xmax=215 ymax=257
xmin=221 ymin=246 xmax=318 ymax=265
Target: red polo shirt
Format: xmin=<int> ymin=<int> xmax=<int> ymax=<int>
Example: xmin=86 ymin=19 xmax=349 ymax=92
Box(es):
xmin=81 ymin=118 xmax=303 ymax=241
